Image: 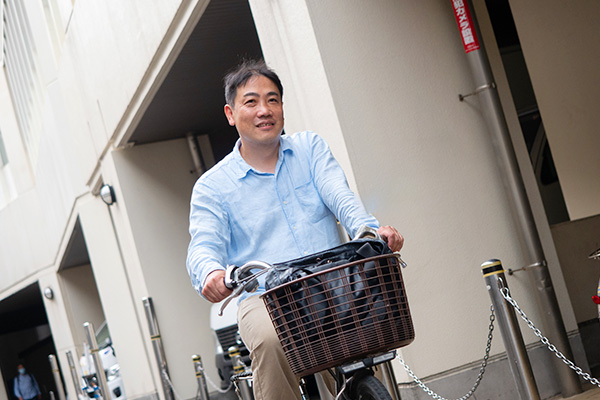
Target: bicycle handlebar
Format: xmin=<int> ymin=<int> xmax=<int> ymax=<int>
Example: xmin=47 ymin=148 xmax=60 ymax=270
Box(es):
xmin=218 ymin=261 xmax=273 ymax=316
xmin=218 ymin=225 xmax=406 ymax=316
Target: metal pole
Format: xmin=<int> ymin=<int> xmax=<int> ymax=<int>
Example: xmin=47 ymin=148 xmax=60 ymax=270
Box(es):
xmin=48 ymin=355 xmax=67 ymax=400
xmin=482 ymin=260 xmax=539 ymax=399
xmin=186 ymin=133 xmax=206 ymax=177
xmin=142 ymin=297 xmax=174 ymax=400
xmin=452 ymin=1 xmax=581 ymax=396
xmin=66 ymin=350 xmax=85 ymax=399
xmin=381 ymin=360 xmax=402 ymax=400
xmin=191 ymin=355 xmax=210 ymax=400
xmin=84 ymin=322 xmax=111 ymax=400
xmin=228 ymin=346 xmax=253 ymax=400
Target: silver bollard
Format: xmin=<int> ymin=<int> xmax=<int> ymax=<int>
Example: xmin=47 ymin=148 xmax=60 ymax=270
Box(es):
xmin=84 ymin=321 xmax=111 ymax=400
xmin=66 ymin=350 xmax=85 ymax=399
xmin=191 ymin=355 xmax=210 ymax=400
xmin=142 ymin=297 xmax=174 ymax=400
xmin=48 ymin=355 xmax=67 ymax=400
xmin=482 ymin=260 xmax=540 ymax=400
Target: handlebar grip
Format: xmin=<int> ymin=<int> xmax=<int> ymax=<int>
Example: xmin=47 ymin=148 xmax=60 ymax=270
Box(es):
xmin=354 ymin=225 xmax=381 ymax=240
xmin=224 ymin=265 xmax=238 ymax=290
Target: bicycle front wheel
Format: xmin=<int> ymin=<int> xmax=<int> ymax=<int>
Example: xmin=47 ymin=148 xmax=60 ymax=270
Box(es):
xmin=349 ymin=375 xmax=392 ymax=400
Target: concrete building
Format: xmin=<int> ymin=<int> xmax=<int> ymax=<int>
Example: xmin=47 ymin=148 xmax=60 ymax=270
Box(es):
xmin=0 ymin=1 xmax=599 ymax=399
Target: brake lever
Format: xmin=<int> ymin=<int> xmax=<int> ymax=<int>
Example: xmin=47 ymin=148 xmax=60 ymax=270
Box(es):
xmin=218 ymin=265 xmax=272 ymax=316
xmin=218 ymin=285 xmax=246 ymax=316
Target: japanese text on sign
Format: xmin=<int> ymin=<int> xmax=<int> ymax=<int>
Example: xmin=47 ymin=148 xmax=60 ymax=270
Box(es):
xmin=452 ymin=0 xmax=480 ymax=53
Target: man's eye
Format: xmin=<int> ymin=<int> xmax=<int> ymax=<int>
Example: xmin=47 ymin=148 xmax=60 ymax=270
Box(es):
xmin=269 ymin=98 xmax=279 ymax=103
xmin=245 ymin=99 xmax=256 ymax=105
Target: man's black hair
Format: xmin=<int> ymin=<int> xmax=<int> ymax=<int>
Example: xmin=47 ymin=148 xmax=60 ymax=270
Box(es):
xmin=224 ymin=59 xmax=283 ymax=106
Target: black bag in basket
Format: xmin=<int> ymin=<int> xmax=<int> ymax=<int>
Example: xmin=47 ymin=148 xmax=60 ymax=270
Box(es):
xmin=265 ymin=238 xmax=392 ymax=288
xmin=264 ymin=239 xmax=399 ymax=342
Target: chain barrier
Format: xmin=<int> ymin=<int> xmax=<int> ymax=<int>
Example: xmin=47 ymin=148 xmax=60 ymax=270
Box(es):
xmin=396 ymin=305 xmax=496 ymax=400
xmin=499 ymin=284 xmax=600 ymax=389
xmin=203 ymin=371 xmax=233 ymax=394
xmin=161 ymin=369 xmax=233 ymax=400
xmin=161 ymin=370 xmax=186 ymax=400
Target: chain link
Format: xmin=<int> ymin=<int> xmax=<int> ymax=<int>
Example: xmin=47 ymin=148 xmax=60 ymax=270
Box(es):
xmin=499 ymin=286 xmax=600 ymax=388
xmin=396 ymin=305 xmax=496 ymax=400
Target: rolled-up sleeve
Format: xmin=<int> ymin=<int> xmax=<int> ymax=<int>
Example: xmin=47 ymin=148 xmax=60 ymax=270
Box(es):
xmin=186 ymin=180 xmax=231 ymax=297
xmin=307 ymin=132 xmax=379 ymax=238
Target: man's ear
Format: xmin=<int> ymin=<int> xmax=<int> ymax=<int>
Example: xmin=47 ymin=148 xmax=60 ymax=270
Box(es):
xmin=224 ymin=104 xmax=235 ymax=126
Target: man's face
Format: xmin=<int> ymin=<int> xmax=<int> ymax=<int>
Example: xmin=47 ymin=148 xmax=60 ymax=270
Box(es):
xmin=224 ymin=75 xmax=284 ymax=151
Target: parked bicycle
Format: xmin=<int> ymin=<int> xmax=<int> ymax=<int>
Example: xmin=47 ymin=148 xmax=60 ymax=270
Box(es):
xmin=218 ymin=228 xmax=414 ymax=400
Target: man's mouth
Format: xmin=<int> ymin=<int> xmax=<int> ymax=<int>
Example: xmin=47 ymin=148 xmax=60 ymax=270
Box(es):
xmin=257 ymin=122 xmax=275 ymax=128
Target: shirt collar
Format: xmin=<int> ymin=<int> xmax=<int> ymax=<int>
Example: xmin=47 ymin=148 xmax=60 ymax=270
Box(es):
xmin=231 ymin=135 xmax=294 ymax=179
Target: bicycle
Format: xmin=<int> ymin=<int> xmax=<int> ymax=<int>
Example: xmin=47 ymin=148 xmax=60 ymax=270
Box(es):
xmin=218 ymin=228 xmax=414 ymax=400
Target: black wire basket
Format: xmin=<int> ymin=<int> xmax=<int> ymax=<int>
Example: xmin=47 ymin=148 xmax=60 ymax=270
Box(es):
xmin=261 ymin=253 xmax=414 ymax=377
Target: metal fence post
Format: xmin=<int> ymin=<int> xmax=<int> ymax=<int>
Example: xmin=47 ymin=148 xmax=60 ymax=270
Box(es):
xmin=48 ymin=355 xmax=66 ymax=400
xmin=228 ymin=346 xmax=253 ymax=400
xmin=142 ymin=297 xmax=174 ymax=400
xmin=482 ymin=260 xmax=540 ymax=400
xmin=83 ymin=322 xmax=111 ymax=400
xmin=191 ymin=355 xmax=210 ymax=400
xmin=66 ymin=350 xmax=85 ymax=400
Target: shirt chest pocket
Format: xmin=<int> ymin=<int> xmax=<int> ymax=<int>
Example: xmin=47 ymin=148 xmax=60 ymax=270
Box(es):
xmin=294 ymin=180 xmax=331 ymax=223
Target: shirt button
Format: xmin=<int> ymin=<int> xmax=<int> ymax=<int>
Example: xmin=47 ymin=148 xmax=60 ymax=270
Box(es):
xmin=304 ymin=251 xmax=308 ymax=255
xmin=293 ymin=226 xmax=297 ymax=230
xmin=283 ymin=200 xmax=288 ymax=205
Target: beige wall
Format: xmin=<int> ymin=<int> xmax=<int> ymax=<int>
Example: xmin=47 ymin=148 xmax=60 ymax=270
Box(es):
xmin=109 ymin=139 xmax=215 ymax=398
xmin=0 ymin=0 xmax=191 ymax=293
xmin=38 ymin=272 xmax=79 ymax=400
xmin=78 ymin=195 xmax=157 ymax=400
xmin=508 ymin=0 xmax=600 ymax=221
xmin=59 ymin=264 xmax=106 ymax=347
xmin=249 ymin=0 xmax=578 ymax=380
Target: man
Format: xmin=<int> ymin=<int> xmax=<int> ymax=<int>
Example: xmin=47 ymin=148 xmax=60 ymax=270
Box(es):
xmin=187 ymin=59 xmax=403 ymax=399
xmin=13 ymin=364 xmax=42 ymax=400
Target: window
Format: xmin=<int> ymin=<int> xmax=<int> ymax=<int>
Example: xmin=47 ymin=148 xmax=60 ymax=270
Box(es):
xmin=2 ymin=0 xmax=44 ymax=169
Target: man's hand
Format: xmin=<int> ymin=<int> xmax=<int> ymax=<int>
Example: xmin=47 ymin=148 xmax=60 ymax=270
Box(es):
xmin=377 ymin=225 xmax=404 ymax=252
xmin=202 ymin=270 xmax=232 ymax=303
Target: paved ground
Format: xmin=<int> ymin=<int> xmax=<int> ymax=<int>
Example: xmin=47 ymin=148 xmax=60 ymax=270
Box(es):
xmin=552 ymin=385 xmax=600 ymax=399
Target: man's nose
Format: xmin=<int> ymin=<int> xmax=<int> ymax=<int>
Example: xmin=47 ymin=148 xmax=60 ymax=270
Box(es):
xmin=257 ymin=101 xmax=272 ymax=117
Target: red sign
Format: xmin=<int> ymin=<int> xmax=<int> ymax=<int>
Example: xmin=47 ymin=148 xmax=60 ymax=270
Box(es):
xmin=451 ymin=0 xmax=480 ymax=53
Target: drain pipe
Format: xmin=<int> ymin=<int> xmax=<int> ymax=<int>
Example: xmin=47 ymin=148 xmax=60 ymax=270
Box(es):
xmin=186 ymin=133 xmax=206 ymax=177
xmin=451 ymin=1 xmax=581 ymax=396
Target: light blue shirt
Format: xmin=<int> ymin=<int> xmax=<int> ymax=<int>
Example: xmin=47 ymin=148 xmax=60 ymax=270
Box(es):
xmin=13 ymin=373 xmax=41 ymax=400
xmin=186 ymin=131 xmax=379 ymax=299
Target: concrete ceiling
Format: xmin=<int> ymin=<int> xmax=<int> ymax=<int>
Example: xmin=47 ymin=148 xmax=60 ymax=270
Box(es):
xmin=128 ymin=0 xmax=263 ymax=161
xmin=0 ymin=283 xmax=48 ymax=335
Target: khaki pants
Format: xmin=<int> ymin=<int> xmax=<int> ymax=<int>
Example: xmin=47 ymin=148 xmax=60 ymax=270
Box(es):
xmin=238 ymin=295 xmax=383 ymax=399
xmin=238 ymin=294 xmax=304 ymax=399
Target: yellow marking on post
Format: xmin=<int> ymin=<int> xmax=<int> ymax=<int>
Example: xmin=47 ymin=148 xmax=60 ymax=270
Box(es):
xmin=483 ymin=269 xmax=505 ymax=278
